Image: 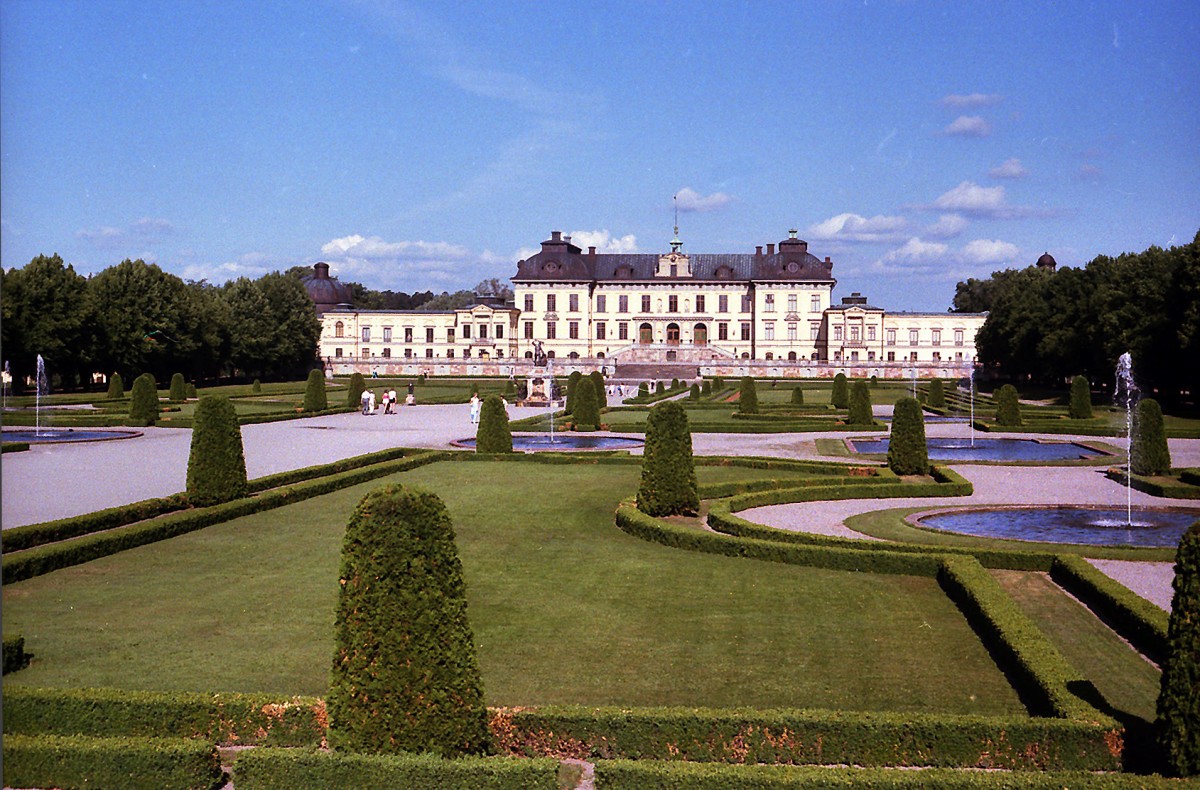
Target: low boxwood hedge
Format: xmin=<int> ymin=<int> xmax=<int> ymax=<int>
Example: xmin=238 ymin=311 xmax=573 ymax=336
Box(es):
xmin=2 ymin=686 xmax=326 ymax=746
xmin=492 ymin=706 xmax=1122 ymax=771
xmin=233 ymin=747 xmax=560 ymax=790
xmin=592 ymin=759 xmax=1176 ymax=788
xmin=1104 ymin=467 xmax=1200 ymax=499
xmin=1049 ymin=554 xmax=1169 ymax=663
xmin=1 ymin=733 xmax=222 ymax=790
xmin=3 ymin=634 xmax=30 ymax=673
xmin=2 ymin=452 xmax=448 ymax=583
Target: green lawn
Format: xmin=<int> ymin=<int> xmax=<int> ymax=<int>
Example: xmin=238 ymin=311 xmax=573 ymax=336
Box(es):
xmin=2 ymin=462 xmax=1023 ymax=716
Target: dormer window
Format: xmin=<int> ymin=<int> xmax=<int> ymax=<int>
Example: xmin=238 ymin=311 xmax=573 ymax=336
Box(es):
xmin=715 ymin=265 xmax=733 ymax=280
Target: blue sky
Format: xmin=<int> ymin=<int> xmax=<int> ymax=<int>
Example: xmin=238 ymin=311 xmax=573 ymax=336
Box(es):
xmin=2 ymin=0 xmax=1197 ymax=310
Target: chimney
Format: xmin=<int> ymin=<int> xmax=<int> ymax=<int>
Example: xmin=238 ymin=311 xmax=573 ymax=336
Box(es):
xmin=588 ymin=246 xmax=597 ymax=258
xmin=767 ymin=243 xmax=775 ymax=255
xmin=564 ymin=235 xmax=572 ymax=245
xmin=824 ymin=256 xmax=831 ymax=264
xmin=755 ymin=245 xmax=763 ymax=258
xmin=313 ymin=262 xmax=330 ymax=279
xmin=551 ymin=231 xmax=562 ymax=241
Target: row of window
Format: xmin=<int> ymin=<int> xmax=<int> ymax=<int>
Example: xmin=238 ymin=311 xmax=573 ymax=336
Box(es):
xmin=830 ymin=351 xmax=967 ymax=362
xmin=524 ymin=293 xmax=824 ymax=315
xmin=829 ymin=326 xmax=966 ymax=346
xmin=334 ymin=323 xmax=507 ymax=342
xmin=333 ymin=347 xmax=508 ymax=359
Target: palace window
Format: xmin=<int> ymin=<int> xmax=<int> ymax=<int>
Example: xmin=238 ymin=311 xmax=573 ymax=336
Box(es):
xmin=597 ymin=322 xmax=606 ymax=340
xmin=479 ymin=324 xmax=488 ymax=339
xmin=641 ymin=295 xmax=651 ymax=312
xmin=718 ymin=322 xmax=729 ymax=340
xmin=464 ymin=349 xmax=471 ymax=358
xmin=495 ymin=324 xmax=504 ymax=339
xmin=596 ymin=295 xmax=606 ymax=313
xmin=810 ymin=323 xmax=820 ymax=340
xmin=696 ymin=295 xmax=705 ymax=312
xmin=546 ymin=322 xmax=557 ymax=339
xmin=462 ymin=325 xmax=472 ymax=339
xmin=741 ymin=295 xmax=752 ymax=312
xmin=361 ymin=327 xmax=371 ymax=342
xmin=524 ymin=321 xmax=534 ymax=339
xmin=886 ymin=329 xmax=896 ymax=345
xmin=810 ymin=295 xmax=820 ymax=312
xmin=788 ymin=323 xmax=797 ymax=341
xmin=910 ymin=351 xmax=918 ymax=361
xmin=867 ymin=326 xmax=876 ymax=341
xmin=334 ymin=321 xmax=344 ymax=338
xmin=447 ymin=328 xmax=455 ymax=342
xmin=834 ymin=326 xmax=843 ymax=341
xmin=887 ymin=351 xmax=895 ymax=361
xmin=619 ymin=322 xmax=629 ymax=340
xmin=403 ymin=328 xmax=412 ymax=343
xmin=788 ymin=294 xmax=797 ymax=313
xmin=718 ymin=294 xmax=728 ymax=313
xmin=546 ymin=294 xmax=557 ymax=312
xmin=850 ymin=326 xmax=860 ymax=343
xmin=524 ymin=294 xmax=534 ymax=312
xmin=764 ymin=323 xmax=775 ymax=341
xmin=932 ymin=329 xmax=941 ymax=346
xmin=335 ymin=347 xmax=343 ymax=357
xmin=619 ymin=295 xmax=629 ymax=313
xmin=426 ymin=327 xmax=434 ymax=342
xmin=569 ymin=321 xmax=579 ymax=339
xmin=740 ymin=322 xmax=751 ymax=341
xmin=383 ymin=327 xmax=393 ymax=342
xmin=765 ymin=294 xmax=775 ymax=312
xmin=909 ymin=329 xmax=919 ymax=346
xmin=382 ymin=348 xmax=392 ymax=358
xmin=569 ymin=294 xmax=579 ymax=312
xmin=426 ymin=348 xmax=434 ymax=358
xmin=447 ymin=349 xmax=454 ymax=358
xmin=954 ymin=329 xmax=964 ymax=346
xmin=668 ymin=295 xmax=678 ymax=312
xmin=851 ymin=351 xmax=859 ymax=361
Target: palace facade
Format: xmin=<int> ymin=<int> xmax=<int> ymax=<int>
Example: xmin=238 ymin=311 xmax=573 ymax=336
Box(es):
xmin=316 ymin=230 xmax=986 ymax=378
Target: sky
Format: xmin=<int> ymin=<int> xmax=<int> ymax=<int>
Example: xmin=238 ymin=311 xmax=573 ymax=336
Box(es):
xmin=2 ymin=1 xmax=1198 ymax=311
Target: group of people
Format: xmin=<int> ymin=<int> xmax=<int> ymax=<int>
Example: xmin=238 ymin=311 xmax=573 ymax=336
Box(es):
xmin=468 ymin=392 xmax=508 ymax=424
xmin=360 ymin=383 xmax=415 ymax=415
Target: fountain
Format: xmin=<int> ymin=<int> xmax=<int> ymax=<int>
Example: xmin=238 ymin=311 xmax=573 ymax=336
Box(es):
xmin=547 ymin=358 xmax=556 ymax=445
xmin=967 ymin=357 xmax=976 ymax=448
xmin=35 ymin=354 xmax=48 ymax=436
xmin=915 ymin=506 xmax=1199 ymax=548
xmin=1115 ymin=352 xmax=1138 ymax=527
xmin=850 ymin=436 xmax=1103 ymax=462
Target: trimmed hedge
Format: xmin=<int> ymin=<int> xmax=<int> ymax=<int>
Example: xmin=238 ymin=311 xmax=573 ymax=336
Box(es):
xmin=169 ymin=372 xmax=187 ymax=402
xmin=888 ymin=397 xmax=928 ymax=475
xmin=738 ymin=377 xmax=759 ymax=414
xmin=492 ymin=706 xmax=1123 ymax=771
xmin=1069 ymin=375 xmax=1093 ymax=420
xmin=302 ymin=368 xmax=328 ymax=412
xmin=186 ymin=395 xmax=248 ymax=506
xmin=129 ymin=372 xmax=159 ymax=426
xmin=2 ymin=452 xmax=448 ymax=583
xmin=1131 ymin=398 xmax=1171 ymax=476
xmin=1158 ymin=520 xmax=1200 ymax=777
xmin=1049 ymin=554 xmax=1169 ymax=664
xmin=1 ymin=685 xmax=326 ymax=745
xmin=636 ymin=401 xmax=698 ymax=517
xmin=592 ymin=759 xmax=1177 ymax=788
xmin=106 ymin=371 xmax=124 ymax=399
xmin=994 ymin=384 xmax=1022 ymax=427
xmin=847 ymin=380 xmax=873 ymax=425
xmin=3 ymin=634 xmax=30 ymax=673
xmin=476 ymin=394 xmax=514 ymax=453
xmin=1 ymin=733 xmax=222 ymax=790
xmin=1106 ymin=468 xmax=1200 ymax=499
xmin=831 ymin=373 xmax=849 ymax=409
xmin=234 ymin=748 xmax=560 ymax=790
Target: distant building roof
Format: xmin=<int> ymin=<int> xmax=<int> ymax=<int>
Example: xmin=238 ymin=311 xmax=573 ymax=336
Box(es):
xmin=1036 ymin=252 xmax=1058 ymax=270
xmin=303 ymin=263 xmax=354 ymax=316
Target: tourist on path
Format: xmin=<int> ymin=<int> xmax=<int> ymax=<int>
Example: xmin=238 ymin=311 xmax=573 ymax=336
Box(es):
xmin=469 ymin=393 xmax=481 ymax=424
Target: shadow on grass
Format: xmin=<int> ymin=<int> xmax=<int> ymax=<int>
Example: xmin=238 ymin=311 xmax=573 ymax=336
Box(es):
xmin=1066 ymin=679 xmax=1161 ymax=775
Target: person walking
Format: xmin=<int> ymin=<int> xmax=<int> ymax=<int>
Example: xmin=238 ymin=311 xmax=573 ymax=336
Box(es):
xmin=360 ymin=388 xmax=371 ymax=415
xmin=367 ymin=389 xmax=376 ymax=414
xmin=388 ymin=388 xmax=398 ymax=413
xmin=469 ymin=393 xmax=481 ymax=424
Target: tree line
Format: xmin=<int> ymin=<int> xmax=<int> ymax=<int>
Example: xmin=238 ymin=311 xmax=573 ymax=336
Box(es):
xmin=953 ymin=231 xmax=1199 ymax=403
xmin=2 ymin=256 xmax=322 ymax=390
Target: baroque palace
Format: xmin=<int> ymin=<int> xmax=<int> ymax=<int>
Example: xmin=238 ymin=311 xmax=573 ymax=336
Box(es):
xmin=314 ymin=230 xmax=986 ymax=379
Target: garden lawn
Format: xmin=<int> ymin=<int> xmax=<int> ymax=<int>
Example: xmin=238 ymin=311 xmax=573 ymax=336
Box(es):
xmin=2 ymin=462 xmax=1023 ymax=716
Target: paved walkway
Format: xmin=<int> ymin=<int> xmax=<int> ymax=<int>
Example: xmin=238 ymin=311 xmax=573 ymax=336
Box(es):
xmin=3 ymin=405 xmax=1196 ymax=610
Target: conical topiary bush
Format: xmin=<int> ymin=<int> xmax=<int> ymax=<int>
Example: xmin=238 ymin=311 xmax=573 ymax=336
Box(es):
xmin=328 ymin=484 xmax=491 ymax=757
xmin=831 ymin=373 xmax=849 ymax=409
xmin=106 ymin=372 xmax=124 ymax=400
xmin=847 ymin=380 xmax=873 ymax=425
xmin=186 ymin=395 xmax=247 ymax=507
xmin=302 ymin=369 xmax=327 ymax=412
xmin=738 ymin=377 xmax=758 ymax=415
xmin=1157 ymin=521 xmax=1200 ymax=777
xmin=1131 ymin=398 xmax=1171 ymax=476
xmin=888 ymin=396 xmax=928 ymax=475
xmin=128 ymin=373 xmax=159 ymax=427
xmin=346 ymin=372 xmax=365 ymax=409
xmin=475 ymin=394 xmax=512 ymax=454
xmin=637 ymin=401 xmax=698 ymax=517
xmin=169 ymin=372 xmax=187 ymax=402
xmin=1068 ymin=375 xmax=1093 ymax=420
xmin=572 ymin=376 xmax=600 ymax=430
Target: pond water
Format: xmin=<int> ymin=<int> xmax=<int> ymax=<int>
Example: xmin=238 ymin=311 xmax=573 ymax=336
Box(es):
xmin=1 ymin=428 xmax=141 ymax=444
xmin=850 ymin=437 xmax=1102 ymax=462
xmin=916 ymin=507 xmax=1199 ymax=547
xmin=456 ymin=434 xmax=644 ymax=451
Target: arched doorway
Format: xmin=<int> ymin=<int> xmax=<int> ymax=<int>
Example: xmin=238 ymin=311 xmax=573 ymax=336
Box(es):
xmin=693 ymin=323 xmax=707 ymax=346
xmin=639 ymin=323 xmax=653 ymax=344
xmin=666 ymin=323 xmax=680 ymax=345
xmin=788 ymin=351 xmax=797 ymax=361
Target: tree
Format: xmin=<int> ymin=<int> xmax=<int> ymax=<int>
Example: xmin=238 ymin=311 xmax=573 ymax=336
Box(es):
xmin=475 ymin=395 xmax=512 ymax=453
xmin=1157 ymin=521 xmax=1200 ymax=777
xmin=847 ymin=380 xmax=873 ymax=425
xmin=472 ymin=278 xmax=513 ymax=300
xmin=831 ymin=373 xmax=849 ymax=409
xmin=637 ymin=401 xmax=698 ymax=517
xmin=328 ymin=485 xmax=491 ymax=756
xmin=927 ymin=379 xmax=946 ymax=409
xmin=0 ymin=254 xmax=96 ymax=390
xmin=106 ymin=373 xmax=124 ymax=399
xmin=995 ymin=384 xmax=1022 ymax=426
xmin=302 ymin=369 xmax=327 ymax=412
xmin=1131 ymin=398 xmax=1171 ymax=475
xmin=738 ymin=377 xmax=758 ymax=414
xmin=169 ymin=373 xmax=187 ymax=402
xmin=186 ymin=396 xmax=247 ymax=506
xmin=572 ymin=376 xmax=600 ymax=430
xmin=888 ymin=397 xmax=928 ymax=475
xmin=346 ymin=372 xmax=366 ymax=409
xmin=589 ymin=370 xmax=607 ymax=411
xmin=128 ymin=373 xmax=159 ymax=426
xmin=791 ymin=386 xmax=804 ymax=405
xmin=1069 ymin=375 xmax=1093 ymax=420
xmin=223 ymin=273 xmax=320 ymax=379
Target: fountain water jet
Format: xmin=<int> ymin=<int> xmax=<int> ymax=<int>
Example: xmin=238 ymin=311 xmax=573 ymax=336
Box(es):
xmin=546 ymin=358 xmax=556 ymax=445
xmin=1115 ymin=352 xmax=1138 ymax=527
xmin=35 ymin=354 xmax=48 ymax=437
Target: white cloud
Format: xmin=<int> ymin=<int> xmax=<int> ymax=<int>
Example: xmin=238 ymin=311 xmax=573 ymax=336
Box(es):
xmin=942 ymin=115 xmax=991 ymax=137
xmin=566 ymin=229 xmax=639 ymax=253
xmin=320 ymin=234 xmax=470 ymax=261
xmin=925 ymin=214 xmax=968 ymax=239
xmin=674 ymin=187 xmax=732 ymax=213
xmin=939 ymin=93 xmax=1003 ymax=108
xmin=76 ymin=217 xmax=175 ymax=247
xmin=931 ymin=181 xmax=1007 ymax=214
xmin=882 ymin=237 xmax=948 ymax=265
xmin=806 ymin=213 xmax=908 ymax=242
xmin=961 ymin=239 xmax=1020 ymax=265
xmin=989 ymin=158 xmax=1028 ymax=179
xmin=315 ymin=233 xmax=512 ymax=292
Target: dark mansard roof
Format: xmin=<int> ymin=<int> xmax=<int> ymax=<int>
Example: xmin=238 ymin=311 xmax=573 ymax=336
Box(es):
xmin=513 ymin=231 xmax=836 ymax=284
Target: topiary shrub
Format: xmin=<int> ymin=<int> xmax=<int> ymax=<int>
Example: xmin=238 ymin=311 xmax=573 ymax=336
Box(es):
xmin=186 ymin=396 xmax=247 ymax=507
xmin=1068 ymin=375 xmax=1093 ymax=420
xmin=566 ymin=371 xmax=583 ymax=414
xmin=655 ymin=380 xmax=665 ymax=395
xmin=329 ymin=485 xmax=491 ymax=757
xmin=713 ymin=376 xmax=724 ymax=391
xmin=888 ymin=397 xmax=928 ymax=476
xmin=185 ymin=383 xmax=197 ymax=399
xmin=252 ymin=379 xmax=263 ymax=395
xmin=791 ymin=386 xmax=804 ymax=405
xmin=475 ymin=395 xmax=512 ymax=453
xmin=1132 ymin=398 xmax=1171 ymax=476
xmin=128 ymin=374 xmax=159 ymax=427
xmin=927 ymin=379 xmax=946 ymax=409
xmin=638 ymin=382 xmax=649 ymax=398
xmin=169 ymin=373 xmax=186 ymax=402
xmin=738 ymin=377 xmax=758 ymax=415
xmin=831 ymin=373 xmax=849 ymax=409
xmin=302 ymin=369 xmax=327 ymax=412
xmin=346 ymin=372 xmax=365 ymax=409
xmin=701 ymin=380 xmax=711 ymax=396
xmin=105 ymin=373 xmax=123 ymax=400
xmin=870 ymin=375 xmax=879 ymax=387
xmin=571 ymin=376 xmax=600 ymax=431
xmin=995 ymin=384 xmax=1022 ymax=426
xmin=1157 ymin=521 xmax=1200 ymax=777
xmin=671 ymin=378 xmax=680 ymax=390
xmin=637 ymin=401 xmax=698 ymax=517
xmin=847 ymin=380 xmax=873 ymax=425
xmin=589 ymin=370 xmax=607 ymax=411
xmin=689 ymin=383 xmax=700 ymax=400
